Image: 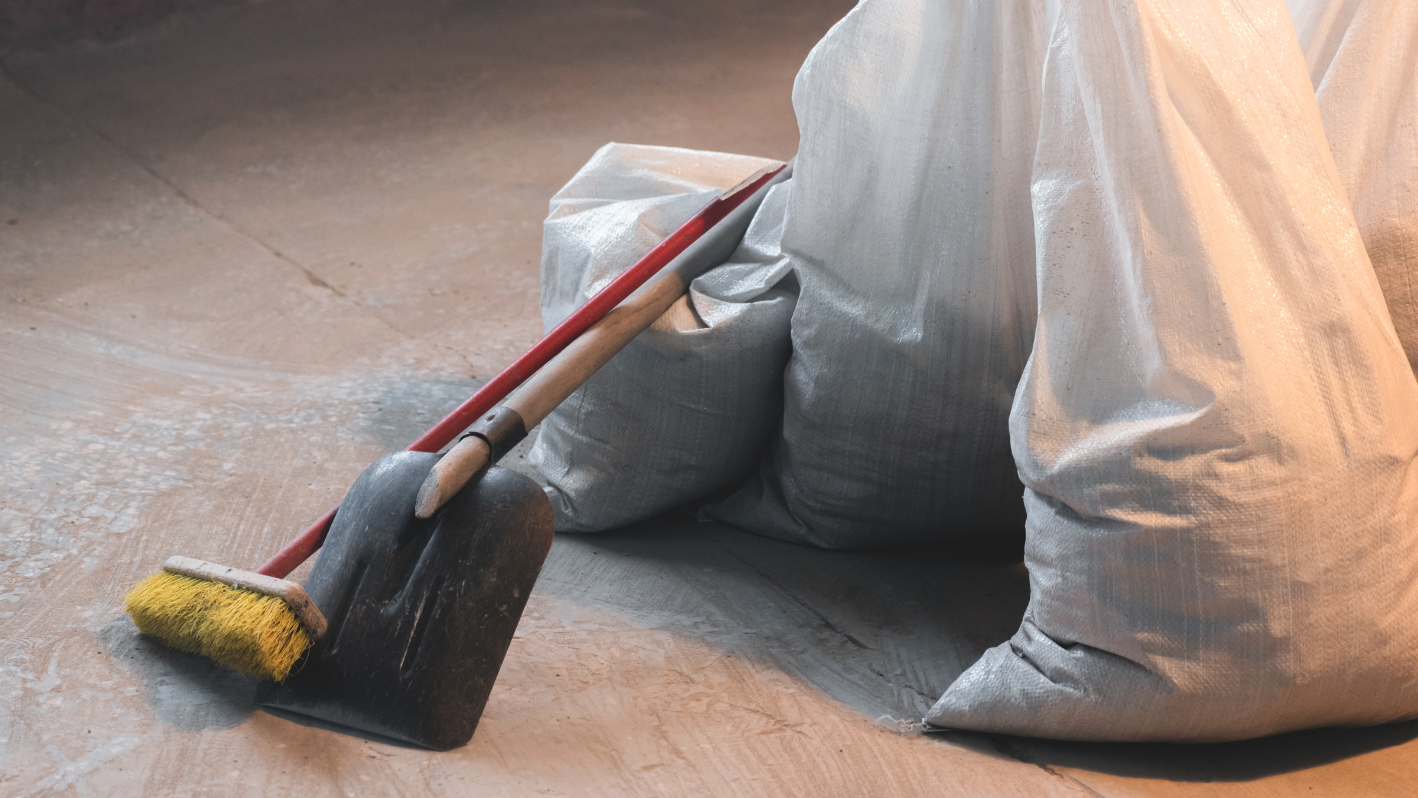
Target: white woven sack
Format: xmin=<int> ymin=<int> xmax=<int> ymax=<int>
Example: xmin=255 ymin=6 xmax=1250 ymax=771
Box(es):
xmin=705 ymin=0 xmax=1050 ymax=548
xmin=529 ymin=143 xmax=796 ymax=532
xmin=1291 ymin=0 xmax=1418 ymax=373
xmin=927 ymin=0 xmax=1418 ymax=742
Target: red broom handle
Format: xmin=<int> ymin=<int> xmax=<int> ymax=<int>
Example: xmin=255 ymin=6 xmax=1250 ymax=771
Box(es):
xmin=257 ymin=163 xmax=786 ymax=578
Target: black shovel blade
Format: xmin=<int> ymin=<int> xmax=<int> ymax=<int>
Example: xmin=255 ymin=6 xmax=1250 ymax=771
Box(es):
xmin=256 ymin=451 xmax=554 ymax=750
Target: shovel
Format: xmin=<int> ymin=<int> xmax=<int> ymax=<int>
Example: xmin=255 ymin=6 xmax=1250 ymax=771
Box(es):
xmin=256 ymin=161 xmax=792 ymax=750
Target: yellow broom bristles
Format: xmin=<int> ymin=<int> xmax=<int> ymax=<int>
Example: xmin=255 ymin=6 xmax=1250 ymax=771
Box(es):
xmin=124 ymin=571 xmax=313 ymax=682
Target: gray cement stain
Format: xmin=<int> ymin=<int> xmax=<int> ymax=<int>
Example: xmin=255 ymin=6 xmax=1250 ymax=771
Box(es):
xmin=97 ymin=616 xmax=258 ymax=732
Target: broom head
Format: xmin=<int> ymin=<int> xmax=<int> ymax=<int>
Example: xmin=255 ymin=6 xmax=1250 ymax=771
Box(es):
xmin=125 ymin=556 xmax=328 ymax=682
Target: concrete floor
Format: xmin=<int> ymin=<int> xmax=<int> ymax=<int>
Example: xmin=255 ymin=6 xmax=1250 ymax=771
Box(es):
xmin=4 ymin=0 xmax=1418 ymax=795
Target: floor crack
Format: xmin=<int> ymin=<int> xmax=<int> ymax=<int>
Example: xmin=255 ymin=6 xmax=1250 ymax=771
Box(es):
xmin=988 ymin=736 xmax=1108 ymax=797
xmin=698 ymin=525 xmax=872 ymax=652
xmin=863 ymin=662 xmax=937 ymax=707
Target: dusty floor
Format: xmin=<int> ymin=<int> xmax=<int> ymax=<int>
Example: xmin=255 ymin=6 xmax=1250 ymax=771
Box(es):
xmin=3 ymin=0 xmax=1418 ymax=795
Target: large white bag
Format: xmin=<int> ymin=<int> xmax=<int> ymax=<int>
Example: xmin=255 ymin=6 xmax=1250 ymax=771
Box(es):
xmin=529 ymin=143 xmax=796 ymax=532
xmin=926 ymin=0 xmax=1418 ymax=741
xmin=1291 ymin=0 xmax=1418 ymax=372
xmin=705 ymin=0 xmax=1050 ymax=548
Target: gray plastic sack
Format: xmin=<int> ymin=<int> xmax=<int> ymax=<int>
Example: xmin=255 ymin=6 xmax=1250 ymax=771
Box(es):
xmin=528 ymin=143 xmax=796 ymax=532
xmin=927 ymin=0 xmax=1418 ymax=742
xmin=705 ymin=0 xmax=1051 ymax=548
xmin=1291 ymin=0 xmax=1418 ymax=373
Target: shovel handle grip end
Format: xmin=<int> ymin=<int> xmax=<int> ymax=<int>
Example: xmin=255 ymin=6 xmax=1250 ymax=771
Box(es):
xmin=415 ymin=436 xmax=493 ymax=519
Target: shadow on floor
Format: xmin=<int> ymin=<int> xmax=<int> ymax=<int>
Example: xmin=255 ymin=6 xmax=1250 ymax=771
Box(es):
xmin=538 ymin=510 xmax=1418 ymax=781
xmin=98 ymin=615 xmax=258 ymax=732
xmin=536 ymin=509 xmax=1031 ymax=722
xmin=259 ymin=705 xmax=431 ymax=750
xmin=982 ymin=720 xmax=1418 ymax=782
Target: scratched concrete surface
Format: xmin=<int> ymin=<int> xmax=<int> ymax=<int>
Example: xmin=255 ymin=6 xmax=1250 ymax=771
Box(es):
xmin=4 ymin=1 xmax=1418 ymax=795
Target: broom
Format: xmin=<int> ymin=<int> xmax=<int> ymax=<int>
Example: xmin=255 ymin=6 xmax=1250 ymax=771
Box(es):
xmin=124 ymin=162 xmax=788 ymax=681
